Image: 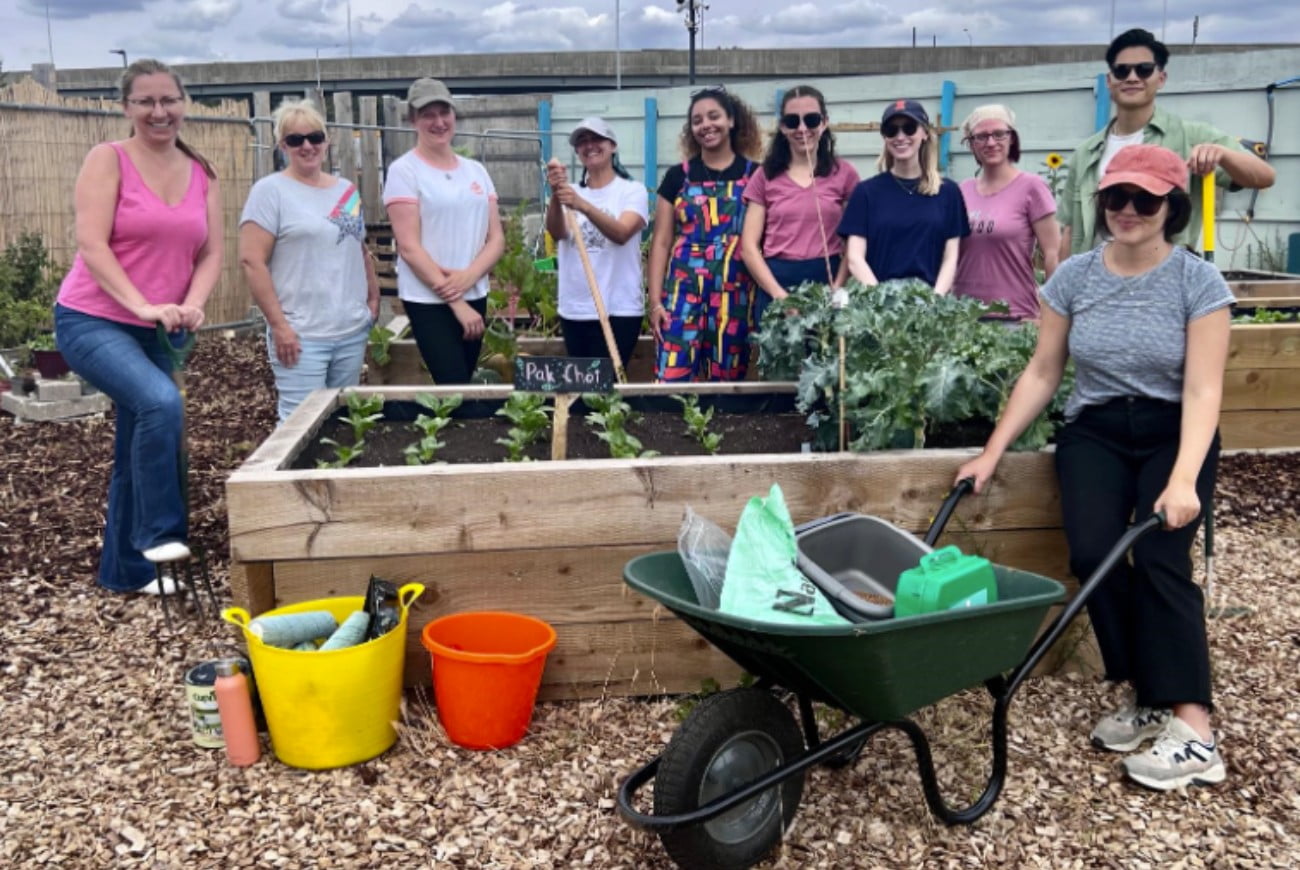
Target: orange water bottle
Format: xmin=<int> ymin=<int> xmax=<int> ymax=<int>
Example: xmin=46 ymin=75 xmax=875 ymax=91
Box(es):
xmin=214 ymin=662 xmax=260 ymax=766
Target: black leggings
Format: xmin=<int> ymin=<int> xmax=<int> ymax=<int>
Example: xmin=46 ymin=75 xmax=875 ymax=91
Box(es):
xmin=1054 ymin=397 xmax=1218 ymax=711
xmin=404 ymin=298 xmax=489 ymax=385
xmin=560 ymin=316 xmax=642 ymax=366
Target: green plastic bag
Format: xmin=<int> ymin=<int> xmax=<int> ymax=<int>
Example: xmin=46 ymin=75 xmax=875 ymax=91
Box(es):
xmin=719 ymin=484 xmax=850 ymax=626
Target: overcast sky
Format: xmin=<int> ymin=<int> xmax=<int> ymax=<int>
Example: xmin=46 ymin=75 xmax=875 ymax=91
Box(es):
xmin=2 ymin=0 xmax=1296 ymax=72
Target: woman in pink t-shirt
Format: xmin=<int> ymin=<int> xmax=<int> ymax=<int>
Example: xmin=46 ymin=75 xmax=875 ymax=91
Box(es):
xmin=741 ymin=85 xmax=859 ymax=330
xmin=952 ymin=105 xmax=1060 ymax=322
xmin=53 ymin=59 xmax=222 ymax=594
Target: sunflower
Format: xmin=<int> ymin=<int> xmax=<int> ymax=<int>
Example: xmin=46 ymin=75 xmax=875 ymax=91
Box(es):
xmin=1045 ymin=153 xmax=1064 ymax=170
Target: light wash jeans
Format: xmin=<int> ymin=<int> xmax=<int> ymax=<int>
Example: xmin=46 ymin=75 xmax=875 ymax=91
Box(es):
xmin=55 ymin=304 xmax=187 ymax=592
xmin=269 ymin=322 xmax=370 ymax=423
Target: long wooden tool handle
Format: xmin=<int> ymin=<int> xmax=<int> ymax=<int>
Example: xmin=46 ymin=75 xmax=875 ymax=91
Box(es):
xmin=1201 ymin=173 xmax=1215 ymax=263
xmin=563 ymin=208 xmax=627 ymax=383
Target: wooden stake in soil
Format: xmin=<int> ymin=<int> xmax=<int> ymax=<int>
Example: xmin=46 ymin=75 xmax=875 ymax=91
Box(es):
xmin=563 ymin=208 xmax=627 ymax=383
xmin=551 ymin=393 xmax=574 ymax=461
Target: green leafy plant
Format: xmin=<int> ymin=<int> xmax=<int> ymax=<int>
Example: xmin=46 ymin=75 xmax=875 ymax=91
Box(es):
xmin=403 ymin=393 xmax=464 ymax=465
xmin=367 ymin=323 xmax=400 ymax=367
xmin=1039 ymin=152 xmax=1068 ymax=199
xmin=494 ymin=391 xmax=552 ymax=461
xmin=1233 ymin=307 xmax=1292 ymax=324
xmin=341 ymin=392 xmax=385 ymax=442
xmin=674 ymin=394 xmax=723 ymax=454
xmin=486 ymin=201 xmax=560 ymax=349
xmin=25 ymin=332 xmax=58 ymax=352
xmin=753 ymin=279 xmax=1070 ymax=452
xmin=316 ymin=437 xmax=366 ymax=469
xmin=583 ymin=392 xmax=659 ymax=459
xmin=0 ymin=233 xmax=66 ymax=348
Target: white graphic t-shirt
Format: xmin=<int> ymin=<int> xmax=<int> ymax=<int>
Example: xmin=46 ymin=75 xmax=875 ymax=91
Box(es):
xmin=557 ymin=176 xmax=649 ymax=319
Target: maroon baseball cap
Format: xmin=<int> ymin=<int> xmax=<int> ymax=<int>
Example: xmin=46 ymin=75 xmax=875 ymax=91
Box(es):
xmin=881 ymin=98 xmax=930 ymax=127
xmin=1099 ymin=144 xmax=1189 ymax=195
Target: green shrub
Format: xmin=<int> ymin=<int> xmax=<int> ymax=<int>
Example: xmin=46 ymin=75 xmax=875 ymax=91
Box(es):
xmin=0 ymin=233 xmax=66 ymax=347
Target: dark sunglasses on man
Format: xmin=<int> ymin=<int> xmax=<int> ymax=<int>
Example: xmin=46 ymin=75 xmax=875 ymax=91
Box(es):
xmin=1098 ymin=186 xmax=1167 ymax=216
xmin=283 ymin=131 xmax=326 ymax=147
xmin=1110 ymin=62 xmax=1159 ymax=81
xmin=881 ymin=119 xmax=919 ymax=139
xmin=780 ymin=112 xmax=824 ymax=130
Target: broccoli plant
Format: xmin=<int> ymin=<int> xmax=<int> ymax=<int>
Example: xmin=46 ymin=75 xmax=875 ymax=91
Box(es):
xmin=674 ymin=394 xmax=723 ymax=454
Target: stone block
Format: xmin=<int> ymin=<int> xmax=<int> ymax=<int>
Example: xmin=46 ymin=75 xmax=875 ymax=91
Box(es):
xmin=36 ymin=379 xmax=83 ymax=402
xmin=1 ymin=390 xmax=113 ymax=423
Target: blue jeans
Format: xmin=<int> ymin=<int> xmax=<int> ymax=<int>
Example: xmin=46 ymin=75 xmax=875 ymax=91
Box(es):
xmin=269 ymin=323 xmax=370 ymax=423
xmin=55 ymin=305 xmax=187 ymax=591
xmin=754 ymin=255 xmax=841 ymax=329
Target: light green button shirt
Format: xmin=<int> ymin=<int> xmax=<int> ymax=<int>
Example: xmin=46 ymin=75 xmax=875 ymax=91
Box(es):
xmin=1058 ymin=105 xmax=1244 ymax=254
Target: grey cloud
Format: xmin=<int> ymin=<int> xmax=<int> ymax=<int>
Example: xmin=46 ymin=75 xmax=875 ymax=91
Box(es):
xmin=277 ymin=0 xmax=344 ymax=24
xmin=157 ymin=0 xmax=243 ymax=32
xmin=19 ymin=0 xmax=145 ymax=18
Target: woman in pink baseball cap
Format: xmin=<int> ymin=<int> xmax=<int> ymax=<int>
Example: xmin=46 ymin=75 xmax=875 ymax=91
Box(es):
xmin=957 ymin=143 xmax=1234 ymax=792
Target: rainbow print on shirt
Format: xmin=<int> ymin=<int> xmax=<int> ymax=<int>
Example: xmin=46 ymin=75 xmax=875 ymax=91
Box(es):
xmin=328 ymin=184 xmax=365 ymax=243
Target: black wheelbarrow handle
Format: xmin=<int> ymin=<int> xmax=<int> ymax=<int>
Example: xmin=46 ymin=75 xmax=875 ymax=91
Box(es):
xmin=792 ymin=477 xmax=974 ymax=543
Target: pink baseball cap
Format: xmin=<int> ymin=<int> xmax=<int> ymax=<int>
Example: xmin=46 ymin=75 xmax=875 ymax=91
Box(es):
xmin=1098 ymin=144 xmax=1189 ymax=195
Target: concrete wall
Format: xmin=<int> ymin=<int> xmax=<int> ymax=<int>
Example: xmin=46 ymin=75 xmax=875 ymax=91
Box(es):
xmin=549 ymin=48 xmax=1300 ymax=272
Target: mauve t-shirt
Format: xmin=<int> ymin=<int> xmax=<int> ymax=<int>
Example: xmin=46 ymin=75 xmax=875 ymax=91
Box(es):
xmin=953 ymin=172 xmax=1056 ymax=319
xmin=742 ymin=159 xmax=859 ymax=260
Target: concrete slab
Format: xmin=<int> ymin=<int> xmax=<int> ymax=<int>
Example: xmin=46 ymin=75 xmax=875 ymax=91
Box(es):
xmin=1 ymin=390 xmax=112 ymax=423
xmin=36 ymin=379 xmax=83 ymax=402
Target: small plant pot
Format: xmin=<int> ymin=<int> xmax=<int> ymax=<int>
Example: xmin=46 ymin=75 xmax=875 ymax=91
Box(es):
xmin=33 ymin=349 xmax=70 ymax=379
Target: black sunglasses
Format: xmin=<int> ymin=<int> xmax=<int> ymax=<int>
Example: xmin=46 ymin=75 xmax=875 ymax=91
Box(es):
xmin=1099 ymin=186 xmax=1167 ymax=216
xmin=781 ymin=112 xmax=824 ymax=130
xmin=1110 ymin=62 xmax=1159 ymax=81
xmin=881 ymin=119 xmax=919 ymax=138
xmin=283 ymin=131 xmax=326 ymax=147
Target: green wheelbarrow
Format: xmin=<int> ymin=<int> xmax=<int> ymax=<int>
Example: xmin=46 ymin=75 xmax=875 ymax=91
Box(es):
xmin=616 ymin=482 xmax=1165 ymax=870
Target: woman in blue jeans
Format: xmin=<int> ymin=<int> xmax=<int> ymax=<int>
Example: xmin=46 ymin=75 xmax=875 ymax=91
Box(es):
xmin=956 ymin=145 xmax=1232 ymax=792
xmin=55 ymin=59 xmax=222 ymax=594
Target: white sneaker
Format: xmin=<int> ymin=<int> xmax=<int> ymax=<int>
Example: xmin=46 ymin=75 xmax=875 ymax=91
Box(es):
xmin=143 ymin=541 xmax=191 ymax=563
xmin=1091 ymin=702 xmax=1172 ymax=752
xmin=1122 ymin=716 xmax=1226 ymax=791
xmin=135 ymin=572 xmax=179 ymax=596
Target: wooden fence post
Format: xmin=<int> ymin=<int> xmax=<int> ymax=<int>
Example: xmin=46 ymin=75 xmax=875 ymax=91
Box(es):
xmin=253 ymin=90 xmax=273 ymax=179
xmin=332 ymin=92 xmax=356 ymax=183
xmin=358 ymin=96 xmax=382 ymax=220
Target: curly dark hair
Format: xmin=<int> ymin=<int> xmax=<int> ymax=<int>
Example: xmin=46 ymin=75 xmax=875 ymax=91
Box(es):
xmin=678 ymin=87 xmax=763 ymax=162
xmin=761 ymin=84 xmax=839 ymax=180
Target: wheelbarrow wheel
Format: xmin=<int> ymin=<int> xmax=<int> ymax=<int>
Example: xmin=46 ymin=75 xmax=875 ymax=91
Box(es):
xmin=654 ymin=688 xmax=805 ymax=870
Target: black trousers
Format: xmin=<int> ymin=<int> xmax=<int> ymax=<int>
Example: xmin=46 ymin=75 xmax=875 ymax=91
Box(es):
xmin=1054 ymin=397 xmax=1218 ymax=711
xmin=405 ymin=297 xmax=489 ymax=385
xmin=560 ymin=316 xmax=642 ymax=366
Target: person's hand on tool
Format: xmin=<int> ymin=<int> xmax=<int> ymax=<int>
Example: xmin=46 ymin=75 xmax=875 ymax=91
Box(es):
xmin=271 ymin=322 xmax=302 ymax=367
xmin=545 ymin=158 xmax=569 ymax=189
xmin=955 ymin=451 xmax=1002 ymax=494
xmin=1154 ymin=479 xmax=1200 ymax=530
xmin=138 ymin=302 xmax=187 ymax=332
xmin=177 ymin=305 xmax=205 ymax=332
xmin=450 ymin=299 xmax=485 ymax=340
xmin=1186 ymin=144 xmax=1228 ymax=178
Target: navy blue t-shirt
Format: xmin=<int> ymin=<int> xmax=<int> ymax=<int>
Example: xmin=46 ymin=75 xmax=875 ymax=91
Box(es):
xmin=837 ymin=173 xmax=971 ymax=287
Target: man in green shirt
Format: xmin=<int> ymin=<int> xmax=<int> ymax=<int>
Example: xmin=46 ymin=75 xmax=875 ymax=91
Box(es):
xmin=1058 ymin=28 xmax=1274 ymax=258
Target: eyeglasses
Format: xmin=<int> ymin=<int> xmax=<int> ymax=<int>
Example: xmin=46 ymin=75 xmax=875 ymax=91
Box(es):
xmin=967 ymin=129 xmax=1011 ymax=145
xmin=284 ymin=131 xmax=327 ymax=147
xmin=1110 ymin=62 xmax=1159 ymax=81
xmin=126 ymin=96 xmax=183 ymax=109
xmin=1099 ymin=186 xmax=1167 ymax=216
xmin=781 ymin=112 xmax=824 ymax=130
xmin=881 ymin=119 xmax=920 ymax=139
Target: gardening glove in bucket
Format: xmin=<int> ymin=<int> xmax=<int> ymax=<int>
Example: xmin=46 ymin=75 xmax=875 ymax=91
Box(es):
xmin=720 ymin=483 xmax=849 ymax=626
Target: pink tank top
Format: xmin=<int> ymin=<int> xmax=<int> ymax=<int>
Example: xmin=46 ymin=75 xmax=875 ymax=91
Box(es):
xmin=57 ymin=142 xmax=210 ymax=327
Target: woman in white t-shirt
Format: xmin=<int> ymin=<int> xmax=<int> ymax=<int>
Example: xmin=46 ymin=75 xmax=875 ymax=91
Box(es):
xmin=544 ymin=117 xmax=649 ymax=364
xmin=239 ymin=99 xmax=379 ymax=422
xmin=382 ymin=78 xmax=505 ymax=384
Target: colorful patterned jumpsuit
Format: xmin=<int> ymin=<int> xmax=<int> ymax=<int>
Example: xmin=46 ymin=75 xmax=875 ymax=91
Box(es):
xmin=656 ymin=160 xmax=756 ymax=382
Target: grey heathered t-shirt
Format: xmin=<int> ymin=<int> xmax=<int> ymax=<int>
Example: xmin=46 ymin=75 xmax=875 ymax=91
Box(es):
xmin=240 ymin=173 xmax=371 ymax=340
xmin=1040 ymin=245 xmax=1234 ymax=422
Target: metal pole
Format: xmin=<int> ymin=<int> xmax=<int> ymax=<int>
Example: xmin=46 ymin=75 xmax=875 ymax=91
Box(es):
xmin=110 ymin=49 xmax=128 ymax=69
xmin=315 ymin=48 xmax=322 ymax=92
xmin=1109 ymin=0 xmax=1115 ymax=39
xmin=615 ymin=0 xmax=622 ymax=90
xmin=44 ymin=0 xmax=56 ymax=67
xmin=689 ymin=2 xmax=697 ymax=85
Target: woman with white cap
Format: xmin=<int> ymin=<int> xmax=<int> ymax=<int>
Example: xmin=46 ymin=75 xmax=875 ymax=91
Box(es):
xmin=957 ymin=144 xmax=1232 ymax=792
xmin=838 ymin=99 xmax=970 ymax=293
xmin=952 ymin=104 xmax=1060 ymax=321
xmin=383 ymin=77 xmax=504 ymax=384
xmin=544 ymin=117 xmax=648 ymax=364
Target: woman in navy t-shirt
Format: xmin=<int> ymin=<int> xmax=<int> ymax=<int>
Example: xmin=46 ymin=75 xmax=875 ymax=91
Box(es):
xmin=838 ymin=99 xmax=970 ymax=293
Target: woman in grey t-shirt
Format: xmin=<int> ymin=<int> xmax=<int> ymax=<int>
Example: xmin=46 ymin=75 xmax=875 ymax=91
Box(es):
xmin=956 ymin=145 xmax=1233 ymax=792
xmin=239 ymin=100 xmax=378 ymax=422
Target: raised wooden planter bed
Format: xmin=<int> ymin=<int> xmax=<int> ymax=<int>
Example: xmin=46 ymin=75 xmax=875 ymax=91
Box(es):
xmin=226 ymin=383 xmax=1078 ymax=700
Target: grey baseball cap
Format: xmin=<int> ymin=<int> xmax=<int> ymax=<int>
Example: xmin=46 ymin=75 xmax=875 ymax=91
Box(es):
xmin=407 ymin=77 xmax=457 ymax=112
xmin=569 ymin=116 xmax=617 ymax=147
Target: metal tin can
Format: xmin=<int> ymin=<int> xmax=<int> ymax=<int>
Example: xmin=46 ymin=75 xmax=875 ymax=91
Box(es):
xmin=185 ymin=658 xmax=254 ymax=748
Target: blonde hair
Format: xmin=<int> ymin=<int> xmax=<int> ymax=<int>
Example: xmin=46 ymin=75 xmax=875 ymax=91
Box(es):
xmin=272 ymin=99 xmax=326 ymax=143
xmin=875 ymin=123 xmax=942 ymax=196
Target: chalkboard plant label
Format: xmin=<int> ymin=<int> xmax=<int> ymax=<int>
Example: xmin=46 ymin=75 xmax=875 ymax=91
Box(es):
xmin=514 ymin=356 xmax=614 ymax=393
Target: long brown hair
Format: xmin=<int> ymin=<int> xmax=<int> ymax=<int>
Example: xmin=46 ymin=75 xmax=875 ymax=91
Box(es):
xmin=762 ymin=84 xmax=839 ymax=179
xmin=678 ymin=88 xmax=762 ymax=162
xmin=121 ymin=58 xmax=216 ymax=179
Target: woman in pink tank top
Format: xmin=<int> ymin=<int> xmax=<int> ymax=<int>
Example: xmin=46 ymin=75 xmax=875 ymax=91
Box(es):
xmin=54 ymin=59 xmax=223 ymax=595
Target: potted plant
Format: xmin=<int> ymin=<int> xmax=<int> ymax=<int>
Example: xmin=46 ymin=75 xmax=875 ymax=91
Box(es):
xmin=26 ymin=332 xmax=69 ymax=379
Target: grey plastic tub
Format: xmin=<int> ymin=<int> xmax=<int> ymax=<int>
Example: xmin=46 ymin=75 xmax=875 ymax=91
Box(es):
xmin=795 ymin=514 xmax=932 ymax=622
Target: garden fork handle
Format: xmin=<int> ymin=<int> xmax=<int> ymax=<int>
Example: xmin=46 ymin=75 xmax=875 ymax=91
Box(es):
xmin=155 ymin=323 xmax=197 ymax=373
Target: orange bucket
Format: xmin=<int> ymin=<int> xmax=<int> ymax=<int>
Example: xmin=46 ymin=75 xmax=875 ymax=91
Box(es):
xmin=421 ymin=611 xmax=557 ymax=750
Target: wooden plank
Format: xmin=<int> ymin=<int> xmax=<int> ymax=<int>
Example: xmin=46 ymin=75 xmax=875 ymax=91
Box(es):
xmin=331 ymin=92 xmax=356 ymax=185
xmin=357 ymin=96 xmax=382 ymax=220
xmin=1232 ymin=297 xmax=1300 ymax=310
xmin=230 ymin=388 xmax=340 ymax=474
xmin=252 ymin=91 xmax=273 ymax=179
xmin=227 ymin=449 xmax=1063 ymax=562
xmin=1219 ymin=410 xmax=1300 ymax=450
xmin=1228 ymin=280 xmax=1300 ymax=299
xmin=1226 ymin=324 xmax=1300 ymax=369
xmin=1222 ymin=368 xmax=1300 ymax=410
xmin=229 ymin=560 xmax=275 ymax=614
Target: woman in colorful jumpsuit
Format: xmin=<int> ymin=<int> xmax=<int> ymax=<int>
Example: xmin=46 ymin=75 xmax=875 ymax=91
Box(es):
xmin=647 ymin=86 xmax=763 ymax=381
